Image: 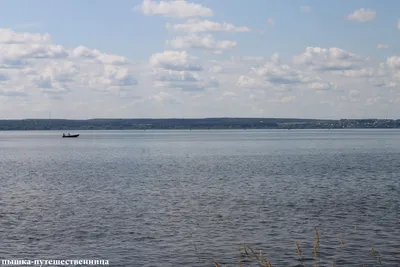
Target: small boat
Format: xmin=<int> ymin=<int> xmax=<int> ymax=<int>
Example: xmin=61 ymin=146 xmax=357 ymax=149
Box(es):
xmin=62 ymin=133 xmax=79 ymax=138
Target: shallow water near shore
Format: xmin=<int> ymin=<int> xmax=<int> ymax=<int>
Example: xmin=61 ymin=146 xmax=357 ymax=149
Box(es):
xmin=0 ymin=129 xmax=399 ymax=266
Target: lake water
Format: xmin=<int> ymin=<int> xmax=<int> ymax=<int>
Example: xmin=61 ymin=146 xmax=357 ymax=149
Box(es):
xmin=0 ymin=130 xmax=399 ymax=267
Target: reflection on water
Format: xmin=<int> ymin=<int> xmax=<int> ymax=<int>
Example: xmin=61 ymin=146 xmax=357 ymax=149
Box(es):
xmin=0 ymin=130 xmax=399 ymax=266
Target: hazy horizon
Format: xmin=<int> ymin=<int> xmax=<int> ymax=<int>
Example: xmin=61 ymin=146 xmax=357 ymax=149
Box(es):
xmin=0 ymin=116 xmax=398 ymax=121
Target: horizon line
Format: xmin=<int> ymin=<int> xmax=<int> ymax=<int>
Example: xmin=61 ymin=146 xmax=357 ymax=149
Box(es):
xmin=0 ymin=117 xmax=395 ymax=121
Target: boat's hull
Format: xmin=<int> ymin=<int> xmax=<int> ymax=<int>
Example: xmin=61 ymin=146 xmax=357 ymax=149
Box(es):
xmin=62 ymin=134 xmax=79 ymax=138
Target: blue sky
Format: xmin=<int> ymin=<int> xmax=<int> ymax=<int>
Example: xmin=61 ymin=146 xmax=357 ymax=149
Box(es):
xmin=0 ymin=0 xmax=400 ymax=119
xmin=2 ymin=0 xmax=399 ymax=60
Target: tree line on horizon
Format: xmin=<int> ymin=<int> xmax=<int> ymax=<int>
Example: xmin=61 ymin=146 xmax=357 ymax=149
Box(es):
xmin=0 ymin=118 xmax=399 ymax=130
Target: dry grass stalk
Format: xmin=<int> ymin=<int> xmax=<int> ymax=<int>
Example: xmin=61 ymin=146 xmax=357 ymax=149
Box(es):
xmin=243 ymin=244 xmax=249 ymax=258
xmin=340 ymin=233 xmax=344 ymax=248
xmin=313 ymin=226 xmax=320 ymax=260
xmin=313 ymin=226 xmax=321 ymax=267
xmin=294 ymin=241 xmax=302 ymax=258
xmin=314 ymin=226 xmax=320 ymax=248
xmin=260 ymin=250 xmax=268 ymax=267
xmin=214 ymin=228 xmax=385 ymax=267
xmin=370 ymin=247 xmax=383 ymax=265
xmin=241 ymin=244 xmax=272 ymax=267
xmin=314 ymin=241 xmax=319 ymax=260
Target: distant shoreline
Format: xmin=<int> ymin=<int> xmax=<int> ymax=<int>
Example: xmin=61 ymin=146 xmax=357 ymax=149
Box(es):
xmin=0 ymin=118 xmax=399 ymax=130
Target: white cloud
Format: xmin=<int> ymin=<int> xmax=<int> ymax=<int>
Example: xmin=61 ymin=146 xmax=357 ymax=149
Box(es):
xmin=33 ymin=75 xmax=71 ymax=95
xmin=368 ymin=78 xmax=395 ymax=88
xmin=341 ymin=68 xmax=386 ymax=78
xmin=209 ymin=65 xmax=223 ymax=73
xmin=222 ymin=91 xmax=237 ymax=97
xmin=154 ymin=69 xmax=200 ymax=82
xmin=238 ymin=53 xmax=323 ymax=90
xmin=386 ymin=56 xmax=400 ymax=69
xmin=102 ymin=65 xmax=137 ymax=87
xmin=149 ymin=50 xmax=203 ymax=71
xmin=71 ymin=46 xmax=128 ymax=65
xmin=252 ymin=56 xmax=311 ymax=85
xmin=166 ymin=19 xmax=250 ymax=33
xmin=349 ymin=90 xmax=360 ymax=97
xmin=309 ymin=81 xmax=335 ymax=91
xmin=237 ymin=75 xmax=269 ymax=89
xmin=301 ymin=6 xmax=312 ymax=13
xmin=268 ymin=95 xmax=296 ymax=104
xmin=3 ymin=21 xmax=400 ymax=119
xmin=397 ymin=19 xmax=400 ymax=30
xmin=153 ymin=70 xmax=219 ymax=91
xmin=366 ymin=96 xmax=381 ymax=105
xmin=0 ymin=28 xmax=138 ymax=101
xmin=0 ymin=43 xmax=68 ymax=63
xmin=134 ymin=0 xmax=213 ymax=18
xmin=293 ymin=47 xmax=366 ymax=71
xmin=149 ymin=51 xmax=219 ymax=91
xmin=0 ymin=91 xmax=27 ymax=97
xmin=166 ymin=35 xmax=237 ymax=54
xmin=149 ymin=91 xmax=183 ymax=105
xmin=0 ymin=28 xmax=50 ymax=44
xmin=267 ymin=18 xmax=275 ymax=27
xmin=346 ymin=8 xmax=376 ymax=22
xmin=377 ymin=44 xmax=389 ymax=49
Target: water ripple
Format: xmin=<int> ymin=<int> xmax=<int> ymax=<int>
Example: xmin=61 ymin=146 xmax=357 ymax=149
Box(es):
xmin=0 ymin=130 xmax=399 ymax=266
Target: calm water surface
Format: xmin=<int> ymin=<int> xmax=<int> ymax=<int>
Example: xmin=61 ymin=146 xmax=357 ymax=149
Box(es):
xmin=0 ymin=130 xmax=399 ymax=266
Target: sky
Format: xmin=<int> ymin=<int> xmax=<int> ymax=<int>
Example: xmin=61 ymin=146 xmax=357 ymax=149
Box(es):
xmin=1 ymin=0 xmax=400 ymax=119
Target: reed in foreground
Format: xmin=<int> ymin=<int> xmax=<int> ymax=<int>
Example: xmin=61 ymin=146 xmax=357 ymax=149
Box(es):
xmin=212 ymin=227 xmax=384 ymax=267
